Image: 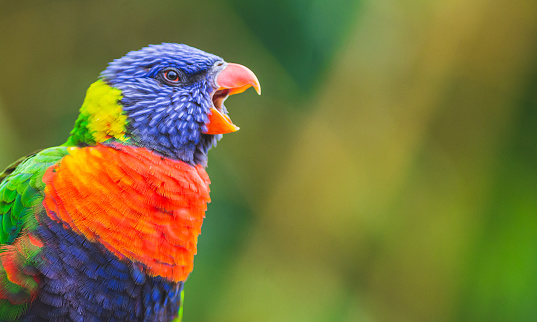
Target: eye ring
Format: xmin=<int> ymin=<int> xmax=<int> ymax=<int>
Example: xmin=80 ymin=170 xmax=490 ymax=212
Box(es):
xmin=161 ymin=67 xmax=183 ymax=85
xmin=164 ymin=69 xmax=179 ymax=82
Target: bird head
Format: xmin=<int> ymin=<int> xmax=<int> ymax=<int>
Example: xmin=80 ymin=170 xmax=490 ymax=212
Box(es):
xmin=66 ymin=43 xmax=260 ymax=166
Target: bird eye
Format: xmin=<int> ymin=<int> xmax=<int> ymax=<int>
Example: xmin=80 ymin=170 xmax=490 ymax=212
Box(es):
xmin=164 ymin=69 xmax=180 ymax=82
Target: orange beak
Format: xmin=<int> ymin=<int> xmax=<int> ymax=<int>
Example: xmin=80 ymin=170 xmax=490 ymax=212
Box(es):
xmin=203 ymin=63 xmax=261 ymax=135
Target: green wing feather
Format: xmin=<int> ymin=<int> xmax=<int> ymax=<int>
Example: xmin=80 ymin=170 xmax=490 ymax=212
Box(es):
xmin=0 ymin=150 xmax=41 ymax=184
xmin=0 ymin=147 xmax=68 ymax=245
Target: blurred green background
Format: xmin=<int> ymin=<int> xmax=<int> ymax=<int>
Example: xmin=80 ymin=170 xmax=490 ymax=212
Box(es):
xmin=1 ymin=0 xmax=537 ymax=321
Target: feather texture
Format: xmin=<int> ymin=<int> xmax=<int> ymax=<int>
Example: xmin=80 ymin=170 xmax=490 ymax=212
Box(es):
xmin=42 ymin=144 xmax=210 ymax=282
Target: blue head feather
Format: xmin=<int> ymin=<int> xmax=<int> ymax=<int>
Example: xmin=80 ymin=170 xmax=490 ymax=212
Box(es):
xmin=101 ymin=43 xmax=226 ymax=166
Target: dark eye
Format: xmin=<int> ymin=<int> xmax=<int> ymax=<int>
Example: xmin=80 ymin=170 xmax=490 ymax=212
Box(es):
xmin=164 ymin=69 xmax=179 ymax=82
xmin=160 ymin=67 xmax=184 ymax=86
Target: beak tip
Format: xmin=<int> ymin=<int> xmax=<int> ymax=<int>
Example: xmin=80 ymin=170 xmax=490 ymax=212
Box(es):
xmin=217 ymin=63 xmax=261 ymax=95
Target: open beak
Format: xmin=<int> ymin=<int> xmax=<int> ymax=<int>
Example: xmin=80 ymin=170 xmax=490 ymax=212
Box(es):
xmin=204 ymin=63 xmax=261 ymax=135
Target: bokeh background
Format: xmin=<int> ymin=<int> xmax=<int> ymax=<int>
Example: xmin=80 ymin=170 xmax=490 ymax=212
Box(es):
xmin=1 ymin=1 xmax=537 ymax=321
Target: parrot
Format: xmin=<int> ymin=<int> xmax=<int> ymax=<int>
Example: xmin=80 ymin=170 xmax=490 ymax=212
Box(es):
xmin=0 ymin=43 xmax=260 ymax=321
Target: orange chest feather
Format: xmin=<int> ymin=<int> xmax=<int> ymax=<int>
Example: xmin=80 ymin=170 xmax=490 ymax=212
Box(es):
xmin=42 ymin=144 xmax=211 ymax=282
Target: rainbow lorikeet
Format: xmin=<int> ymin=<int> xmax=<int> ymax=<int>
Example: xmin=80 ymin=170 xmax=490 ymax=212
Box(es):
xmin=0 ymin=43 xmax=260 ymax=321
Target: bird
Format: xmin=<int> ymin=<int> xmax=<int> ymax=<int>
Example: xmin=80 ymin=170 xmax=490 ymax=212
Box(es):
xmin=0 ymin=43 xmax=260 ymax=321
